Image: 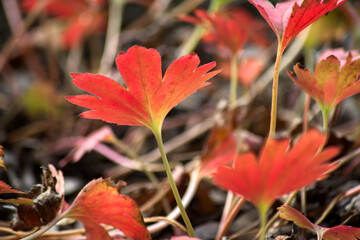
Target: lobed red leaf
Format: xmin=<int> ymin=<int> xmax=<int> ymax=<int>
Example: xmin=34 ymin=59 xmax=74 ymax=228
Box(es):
xmin=65 ymin=178 xmax=151 ymax=240
xmin=67 ymin=46 xmax=220 ymax=130
xmin=289 ymin=52 xmax=360 ymax=112
xmin=213 ymin=129 xmax=339 ymax=210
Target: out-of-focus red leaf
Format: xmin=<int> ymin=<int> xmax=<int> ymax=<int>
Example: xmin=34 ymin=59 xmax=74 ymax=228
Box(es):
xmin=238 ymin=58 xmax=265 ymax=87
xmin=21 ymin=0 xmax=88 ymax=18
xmin=61 ymin=10 xmax=106 ymax=49
xmin=279 ymin=205 xmax=360 ymax=240
xmin=0 ymin=181 xmax=23 ymax=194
xmin=183 ymin=9 xmax=248 ymax=55
xmin=226 ymin=8 xmax=271 ymax=48
xmin=21 ymin=0 xmax=106 ymax=49
xmin=181 ymin=7 xmax=270 ymax=55
xmin=213 ymin=130 xmax=339 ymax=211
xmin=67 ymin=46 xmax=220 ymax=131
xmin=219 ymin=56 xmax=265 ymax=88
xmin=64 ymin=178 xmax=151 ymax=240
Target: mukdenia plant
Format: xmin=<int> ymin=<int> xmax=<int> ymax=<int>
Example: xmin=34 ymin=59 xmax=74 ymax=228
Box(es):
xmin=67 ymin=45 xmax=220 ymax=237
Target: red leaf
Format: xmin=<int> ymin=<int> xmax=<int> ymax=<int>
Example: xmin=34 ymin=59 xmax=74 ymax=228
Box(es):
xmin=324 ymin=225 xmax=360 ymax=240
xmin=279 ymin=205 xmax=360 ymax=240
xmin=212 ymin=129 xmax=339 ymax=210
xmin=248 ymin=0 xmax=346 ymax=52
xmin=192 ymin=9 xmax=248 ymax=55
xmin=67 ymin=46 xmax=220 ymax=131
xmin=182 ymin=8 xmax=270 ymax=54
xmin=65 ymin=178 xmax=151 ymax=240
xmin=0 ymin=181 xmax=23 ymax=194
xmin=61 ymin=10 xmax=105 ymax=49
xmin=278 ymin=205 xmax=316 ymax=230
xmin=289 ymin=52 xmax=360 ymax=112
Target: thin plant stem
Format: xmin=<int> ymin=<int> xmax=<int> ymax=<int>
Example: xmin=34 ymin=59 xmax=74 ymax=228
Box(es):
xmin=230 ymin=54 xmax=238 ymax=108
xmin=216 ymin=192 xmax=234 ymax=239
xmin=147 ymin=166 xmax=201 ymax=233
xmin=257 ymin=190 xmax=298 ymax=239
xmin=321 ymin=106 xmax=330 ymax=132
xmin=99 ymin=0 xmax=125 ymax=74
xmin=0 ymin=227 xmax=36 ymax=238
xmin=258 ymin=205 xmax=268 ymax=240
xmin=145 ymin=216 xmax=187 ymax=234
xmin=152 ymin=126 xmax=195 ymax=237
xmin=110 ymin=137 xmax=161 ymax=186
xmin=300 ymin=188 xmax=307 ymax=216
xmin=316 ymin=106 xmax=331 ymax=154
xmin=216 ymin=197 xmax=245 ymax=240
xmin=269 ymin=40 xmax=283 ymax=137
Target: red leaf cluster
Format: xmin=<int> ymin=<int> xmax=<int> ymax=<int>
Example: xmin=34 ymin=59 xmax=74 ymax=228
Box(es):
xmin=21 ymin=0 xmax=106 ymax=48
